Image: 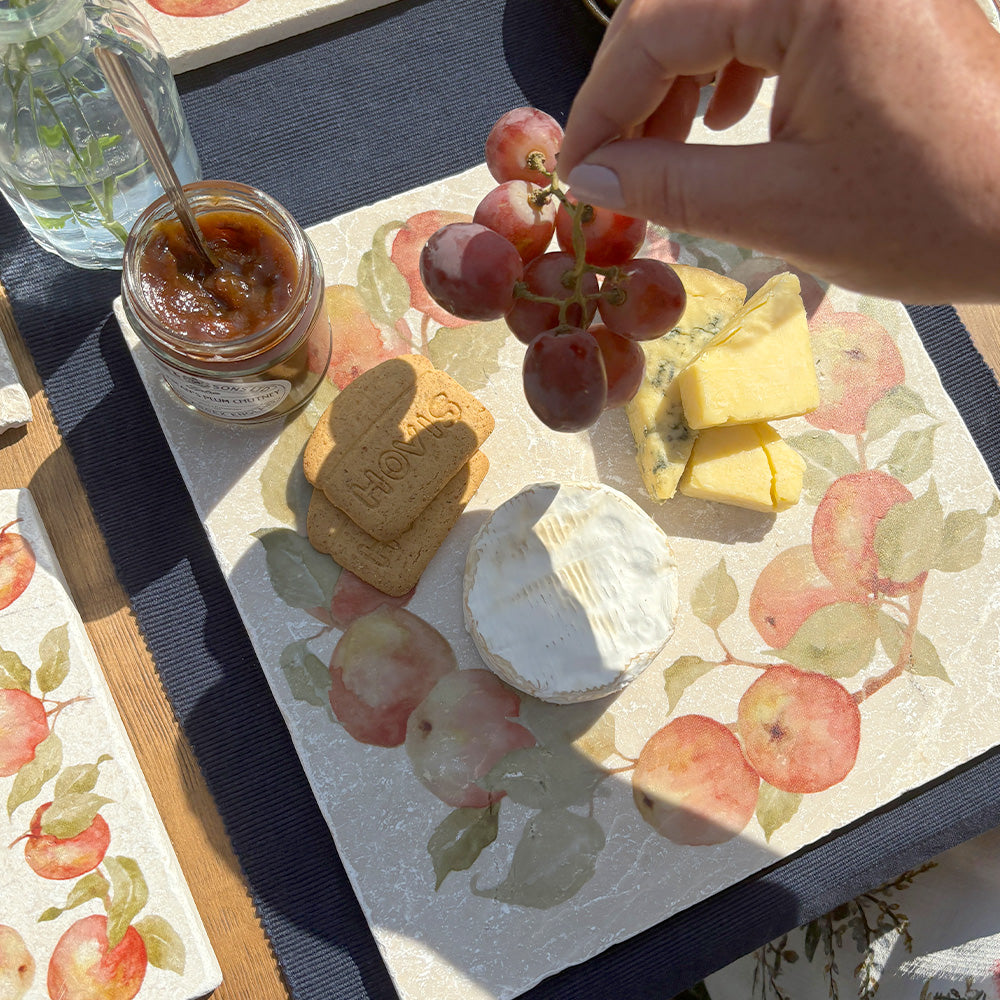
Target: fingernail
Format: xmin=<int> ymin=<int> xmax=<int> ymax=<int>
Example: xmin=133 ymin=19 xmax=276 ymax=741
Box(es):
xmin=565 ymin=163 xmax=625 ymax=211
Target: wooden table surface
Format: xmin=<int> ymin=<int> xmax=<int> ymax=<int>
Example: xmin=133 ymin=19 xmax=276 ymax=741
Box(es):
xmin=1 ymin=298 xmax=997 ymax=1000
xmin=0 ymin=303 xmax=291 ymax=1000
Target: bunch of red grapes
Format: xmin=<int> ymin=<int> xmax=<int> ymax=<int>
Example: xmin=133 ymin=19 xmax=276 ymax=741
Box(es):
xmin=418 ymin=107 xmax=687 ymax=432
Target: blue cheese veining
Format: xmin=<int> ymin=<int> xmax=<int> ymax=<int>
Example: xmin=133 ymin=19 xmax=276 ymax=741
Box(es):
xmin=625 ymin=264 xmax=747 ymax=501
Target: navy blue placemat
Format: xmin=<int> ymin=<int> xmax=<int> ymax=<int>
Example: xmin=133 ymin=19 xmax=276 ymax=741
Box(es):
xmin=3 ymin=1 xmax=999 ymax=997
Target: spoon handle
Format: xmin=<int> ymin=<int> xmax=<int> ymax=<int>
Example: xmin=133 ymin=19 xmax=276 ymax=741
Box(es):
xmin=95 ymin=47 xmax=217 ymax=273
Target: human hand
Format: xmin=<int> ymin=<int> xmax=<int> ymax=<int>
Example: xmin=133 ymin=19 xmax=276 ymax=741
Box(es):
xmin=559 ymin=0 xmax=1000 ymax=303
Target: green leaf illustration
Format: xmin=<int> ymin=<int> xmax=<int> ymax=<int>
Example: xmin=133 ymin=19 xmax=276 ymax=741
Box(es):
xmin=37 ymin=623 xmax=70 ymax=694
xmin=7 ymin=732 xmax=61 ymax=817
xmin=38 ymin=871 xmax=111 ymax=922
xmin=104 ymin=856 xmax=149 ymax=948
xmin=785 ymin=431 xmax=859 ymax=504
xmin=878 ymin=612 xmax=951 ymax=684
xmin=279 ymin=639 xmax=330 ymax=709
xmin=570 ymin=710 xmax=617 ymax=764
xmin=41 ymin=792 xmax=113 ymax=839
xmin=874 ymin=480 xmax=944 ymax=585
xmin=879 ymin=424 xmax=940 ymax=484
xmin=755 ymin=782 xmax=802 ymax=842
xmin=484 ymin=745 xmax=606 ymax=811
xmin=428 ymin=804 xmax=500 ymax=890
xmin=135 ymin=914 xmax=186 ymax=975
xmin=253 ymin=527 xmax=341 ymax=610
xmin=356 ymin=220 xmax=410 ymax=329
xmin=470 ymin=808 xmax=606 ymax=909
xmin=864 ymin=385 xmax=932 ymax=444
xmin=54 ymin=755 xmax=112 ymax=799
xmin=0 ymin=648 xmax=31 ymax=691
xmin=690 ymin=559 xmax=739 ymax=630
xmin=935 ymin=509 xmax=987 ymax=573
xmin=663 ymin=655 xmax=718 ymax=713
xmin=773 ymin=602 xmax=878 ymax=678
xmin=68 ymin=871 xmax=111 ymax=907
xmin=260 ymin=403 xmax=325 ymax=529
xmin=427 ymin=318 xmax=508 ymax=392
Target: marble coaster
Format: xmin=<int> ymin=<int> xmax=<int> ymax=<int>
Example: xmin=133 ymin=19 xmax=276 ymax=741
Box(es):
xmin=0 ymin=488 xmax=221 ymax=1000
xmin=141 ymin=0 xmax=403 ymax=73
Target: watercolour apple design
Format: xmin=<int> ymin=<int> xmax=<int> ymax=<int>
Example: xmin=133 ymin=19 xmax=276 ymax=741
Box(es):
xmin=749 ymin=544 xmax=856 ymax=649
xmin=812 ymin=469 xmax=926 ymax=598
xmin=46 ymin=915 xmax=146 ymax=1000
xmin=327 ymin=570 xmax=414 ymax=631
xmin=806 ymin=307 xmax=906 ymax=435
xmin=13 ymin=802 xmax=111 ymax=880
xmin=404 ymin=668 xmax=535 ymax=808
xmin=0 ymin=689 xmax=48 ymax=777
xmin=143 ymin=0 xmax=249 ymax=16
xmin=737 ymin=664 xmax=862 ymax=793
xmin=0 ymin=925 xmax=34 ymax=1000
xmin=328 ymin=607 xmax=457 ymax=747
xmin=0 ymin=520 xmax=35 ymax=611
xmin=632 ymin=715 xmax=759 ymax=846
xmin=316 ymin=284 xmax=410 ymax=389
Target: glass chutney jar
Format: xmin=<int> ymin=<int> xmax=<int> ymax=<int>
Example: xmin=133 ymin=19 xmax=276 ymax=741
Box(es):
xmin=0 ymin=0 xmax=201 ymax=269
xmin=120 ymin=180 xmax=333 ymax=424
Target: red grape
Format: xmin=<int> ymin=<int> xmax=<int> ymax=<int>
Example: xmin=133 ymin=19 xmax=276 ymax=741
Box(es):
xmin=522 ymin=326 xmax=608 ymax=432
xmin=473 ymin=180 xmax=556 ymax=264
xmin=505 ymin=251 xmax=599 ymax=344
xmin=556 ymin=192 xmax=647 ymax=267
xmin=419 ymin=222 xmax=523 ymax=321
xmin=588 ymin=324 xmax=645 ymax=407
xmin=485 ymin=107 xmax=563 ymax=185
xmin=598 ymin=258 xmax=687 ymax=340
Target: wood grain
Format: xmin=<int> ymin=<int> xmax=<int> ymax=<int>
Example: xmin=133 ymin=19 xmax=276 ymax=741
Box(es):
xmin=957 ymin=303 xmax=1000 ymax=379
xmin=0 ymin=296 xmax=291 ymax=1000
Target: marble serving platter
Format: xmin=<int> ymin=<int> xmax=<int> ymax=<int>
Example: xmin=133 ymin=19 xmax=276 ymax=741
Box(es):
xmin=140 ymin=0 xmax=402 ymax=73
xmin=114 ymin=142 xmax=1000 ymax=999
xmin=0 ymin=488 xmax=221 ymax=1000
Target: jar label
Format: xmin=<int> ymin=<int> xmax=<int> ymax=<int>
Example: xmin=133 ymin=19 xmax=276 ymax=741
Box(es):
xmin=160 ymin=367 xmax=292 ymax=420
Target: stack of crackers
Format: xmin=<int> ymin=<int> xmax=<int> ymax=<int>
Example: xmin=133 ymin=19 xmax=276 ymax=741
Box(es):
xmin=304 ymin=354 xmax=494 ymax=596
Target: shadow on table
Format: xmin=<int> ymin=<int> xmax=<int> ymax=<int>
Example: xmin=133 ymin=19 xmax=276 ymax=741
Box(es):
xmin=177 ymin=662 xmax=806 ymax=1000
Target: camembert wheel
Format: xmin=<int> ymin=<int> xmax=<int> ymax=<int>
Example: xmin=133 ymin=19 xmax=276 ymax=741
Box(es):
xmin=463 ymin=482 xmax=679 ymax=704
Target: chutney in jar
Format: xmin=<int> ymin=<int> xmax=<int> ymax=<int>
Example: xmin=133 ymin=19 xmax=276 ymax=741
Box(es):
xmin=138 ymin=210 xmax=298 ymax=343
xmin=121 ymin=181 xmax=332 ymax=424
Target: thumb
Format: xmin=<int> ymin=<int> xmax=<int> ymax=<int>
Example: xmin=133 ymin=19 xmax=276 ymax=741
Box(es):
xmin=563 ymin=137 xmax=814 ymax=256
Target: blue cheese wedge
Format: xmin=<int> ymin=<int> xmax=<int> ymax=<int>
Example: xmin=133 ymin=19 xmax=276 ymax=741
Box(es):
xmin=463 ymin=482 xmax=679 ymax=703
xmin=625 ymin=264 xmax=747 ymax=501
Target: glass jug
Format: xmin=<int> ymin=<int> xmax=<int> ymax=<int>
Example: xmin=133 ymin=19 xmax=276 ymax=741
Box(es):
xmin=0 ymin=0 xmax=201 ymax=269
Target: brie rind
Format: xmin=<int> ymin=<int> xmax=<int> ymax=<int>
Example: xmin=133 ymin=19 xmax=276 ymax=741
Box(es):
xmin=463 ymin=482 xmax=679 ymax=704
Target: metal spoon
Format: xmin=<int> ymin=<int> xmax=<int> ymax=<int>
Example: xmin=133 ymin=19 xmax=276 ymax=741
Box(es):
xmin=95 ymin=46 xmax=217 ymax=274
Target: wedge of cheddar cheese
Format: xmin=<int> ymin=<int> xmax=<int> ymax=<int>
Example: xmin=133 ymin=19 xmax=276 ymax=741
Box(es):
xmin=678 ymin=422 xmax=806 ymax=512
xmin=625 ymin=264 xmax=747 ymax=501
xmin=676 ymin=272 xmax=820 ymax=429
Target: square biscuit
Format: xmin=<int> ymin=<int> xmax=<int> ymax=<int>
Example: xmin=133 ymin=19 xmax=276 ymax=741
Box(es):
xmin=303 ymin=354 xmax=433 ymax=488
xmin=307 ymin=451 xmax=490 ymax=597
xmin=320 ymin=366 xmax=494 ymax=541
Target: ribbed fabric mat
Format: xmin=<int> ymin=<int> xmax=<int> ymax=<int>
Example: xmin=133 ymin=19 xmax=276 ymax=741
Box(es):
xmin=3 ymin=2 xmax=1000 ymax=997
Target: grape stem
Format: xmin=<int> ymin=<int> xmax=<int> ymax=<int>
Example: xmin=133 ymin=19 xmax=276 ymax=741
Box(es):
xmin=513 ymin=163 xmax=622 ymax=326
